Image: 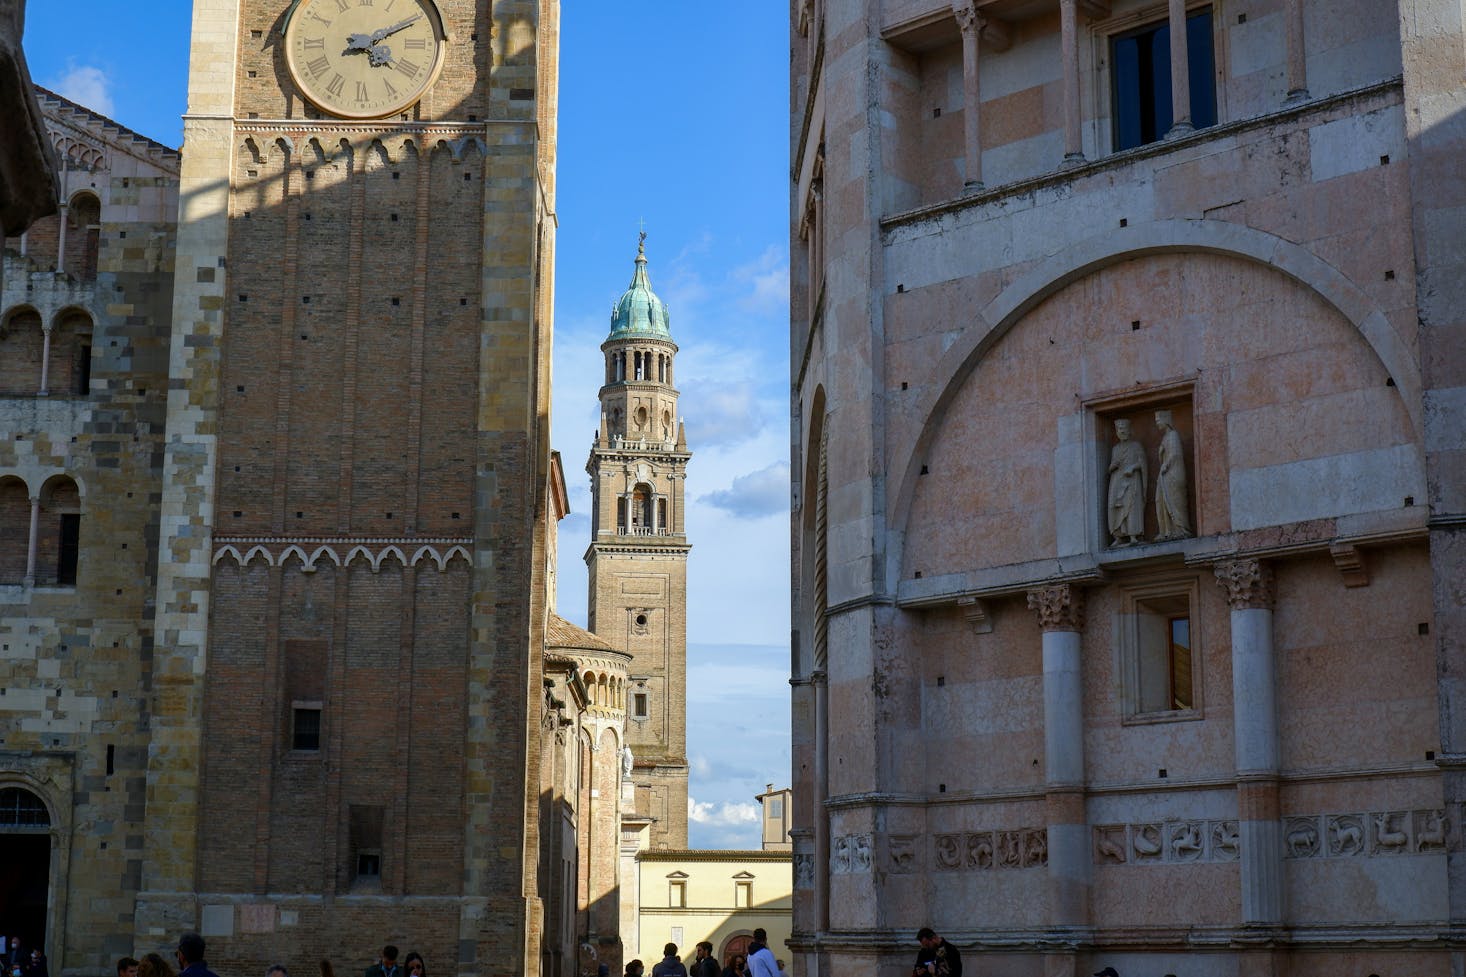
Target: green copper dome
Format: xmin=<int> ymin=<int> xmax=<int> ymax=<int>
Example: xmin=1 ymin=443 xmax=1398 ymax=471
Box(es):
xmin=608 ymin=235 xmax=672 ymax=339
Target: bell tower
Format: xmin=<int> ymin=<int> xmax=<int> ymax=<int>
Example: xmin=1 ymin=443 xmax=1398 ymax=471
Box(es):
xmin=586 ymin=235 xmax=691 ymax=849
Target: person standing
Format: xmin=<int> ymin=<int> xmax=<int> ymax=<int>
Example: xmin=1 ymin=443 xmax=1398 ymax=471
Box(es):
xmin=689 ymin=943 xmax=719 ymax=977
xmin=745 ymin=930 xmax=777 ymax=977
xmin=174 ymin=934 xmax=220 ymax=977
xmin=913 ymin=927 xmax=961 ymax=977
xmin=651 ymin=944 xmax=687 ymax=977
xmin=365 ymin=947 xmax=400 ymax=977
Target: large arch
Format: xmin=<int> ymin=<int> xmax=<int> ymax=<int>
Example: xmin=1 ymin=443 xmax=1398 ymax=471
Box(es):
xmin=888 ymin=219 xmax=1425 ymax=549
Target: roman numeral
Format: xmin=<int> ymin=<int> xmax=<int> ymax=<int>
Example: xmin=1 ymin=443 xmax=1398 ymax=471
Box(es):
xmin=359 ymin=0 xmax=374 ymax=6
xmin=395 ymin=57 xmax=420 ymax=77
xmin=403 ymin=37 xmax=426 ymax=49
xmin=334 ymin=0 xmax=350 ymax=11
xmin=306 ymin=55 xmax=330 ymax=78
xmin=326 ymin=73 xmax=345 ymax=97
xmin=308 ymin=11 xmax=332 ymax=26
xmin=302 ymin=36 xmax=325 ymax=50
xmin=382 ymin=77 xmax=399 ymax=97
xmin=355 ymin=81 xmax=369 ymax=102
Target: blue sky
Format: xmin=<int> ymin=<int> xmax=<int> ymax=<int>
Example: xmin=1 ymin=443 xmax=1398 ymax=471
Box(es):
xmin=22 ymin=1 xmax=791 ymax=850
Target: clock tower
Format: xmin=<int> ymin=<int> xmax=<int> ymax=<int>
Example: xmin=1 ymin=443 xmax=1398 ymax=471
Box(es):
xmin=586 ymin=237 xmax=691 ymax=849
xmin=142 ymin=0 xmax=559 ymax=970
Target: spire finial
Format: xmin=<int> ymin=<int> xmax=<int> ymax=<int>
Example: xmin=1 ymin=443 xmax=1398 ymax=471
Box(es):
xmin=638 ymin=224 xmax=647 ymax=257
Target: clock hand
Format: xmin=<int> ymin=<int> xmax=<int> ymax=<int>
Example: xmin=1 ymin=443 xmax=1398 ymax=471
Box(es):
xmin=346 ymin=14 xmax=422 ymax=53
xmin=370 ymin=13 xmax=423 ymax=43
xmin=368 ymin=43 xmax=394 ymax=67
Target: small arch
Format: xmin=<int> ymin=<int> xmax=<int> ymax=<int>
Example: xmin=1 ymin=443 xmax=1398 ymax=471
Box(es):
xmin=0 ymin=476 xmax=30 ymax=585
xmin=244 ymin=544 xmax=276 ymax=567
xmin=49 ymin=307 xmax=93 ymax=396
xmin=36 ymin=476 xmax=79 ymax=587
xmin=308 ymin=544 xmax=342 ymax=568
xmin=212 ymin=544 xmax=244 ymax=568
xmin=377 ymin=545 xmax=407 ymax=570
xmin=442 ymin=545 xmax=471 ymax=568
xmin=279 ymin=545 xmax=311 ymax=572
xmin=0 ymin=306 xmax=44 ymax=395
xmin=411 ymin=544 xmax=445 ymax=570
xmin=64 ymin=191 xmax=100 ymax=281
xmin=345 ymin=544 xmax=377 ymax=570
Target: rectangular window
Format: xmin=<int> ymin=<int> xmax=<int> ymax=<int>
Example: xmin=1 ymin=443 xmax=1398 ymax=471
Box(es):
xmin=632 ymin=692 xmax=649 ymax=720
xmin=292 ymin=704 xmax=322 ymax=751
xmin=1120 ymin=579 xmax=1202 ymax=721
xmin=349 ymin=804 xmax=385 ymax=888
xmin=1112 ymin=8 xmax=1216 ymax=151
xmin=769 ymin=798 xmax=784 ymax=818
xmin=57 ymin=513 xmax=80 ymax=585
xmin=735 ymin=880 xmax=752 ymax=908
xmin=669 ymin=879 xmax=686 ymax=908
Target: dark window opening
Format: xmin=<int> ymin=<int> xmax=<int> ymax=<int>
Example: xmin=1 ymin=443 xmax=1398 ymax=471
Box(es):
xmin=75 ymin=344 xmax=91 ymax=395
xmin=57 ymin=513 xmax=80 ymax=586
xmin=1112 ymin=9 xmax=1216 ymax=151
xmin=0 ymin=787 xmax=50 ymax=826
xmin=292 ymin=707 xmax=322 ymax=751
xmin=356 ymin=852 xmax=381 ymax=878
xmin=632 ymin=692 xmax=649 ymax=720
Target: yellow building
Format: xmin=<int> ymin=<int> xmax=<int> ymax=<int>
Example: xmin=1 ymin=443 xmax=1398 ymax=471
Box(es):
xmin=633 ymin=789 xmax=793 ymax=971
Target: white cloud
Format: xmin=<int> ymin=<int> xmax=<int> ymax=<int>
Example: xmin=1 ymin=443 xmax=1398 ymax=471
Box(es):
xmin=701 ymin=461 xmax=790 ymax=518
xmin=682 ymin=379 xmax=765 ymax=448
xmin=689 ymin=797 xmax=760 ymax=827
xmin=732 ymin=245 xmax=790 ymax=317
xmin=49 ymin=63 xmax=114 ymax=117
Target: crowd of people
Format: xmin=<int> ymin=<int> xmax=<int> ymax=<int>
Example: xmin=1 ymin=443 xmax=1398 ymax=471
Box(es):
xmin=109 ymin=936 xmax=424 ymax=977
xmin=618 ymin=929 xmax=783 ymax=977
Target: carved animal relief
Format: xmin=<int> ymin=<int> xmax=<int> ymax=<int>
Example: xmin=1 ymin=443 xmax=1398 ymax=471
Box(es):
xmin=933 ymin=828 xmax=1048 ymax=871
xmin=1093 ymin=820 xmax=1239 ymax=865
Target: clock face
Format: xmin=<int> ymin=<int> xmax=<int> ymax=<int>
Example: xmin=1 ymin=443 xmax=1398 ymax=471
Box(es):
xmin=284 ymin=0 xmax=446 ymax=119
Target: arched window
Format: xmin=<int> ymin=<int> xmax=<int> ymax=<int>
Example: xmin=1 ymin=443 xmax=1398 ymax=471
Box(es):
xmin=37 ymin=477 xmax=80 ymax=587
xmin=630 ymin=484 xmax=652 ymax=531
xmin=51 ymin=310 xmax=93 ymax=396
xmin=65 ymin=192 xmax=101 ymax=281
xmin=0 ymin=477 xmax=29 ymax=585
xmin=0 ymin=308 xmax=44 ymax=395
xmin=0 ymin=787 xmax=50 ymax=827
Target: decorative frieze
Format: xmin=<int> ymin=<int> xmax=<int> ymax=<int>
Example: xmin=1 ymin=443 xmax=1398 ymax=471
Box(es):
xmin=1094 ymin=808 xmax=1456 ymax=865
xmin=1093 ymin=820 xmax=1238 ymax=865
xmin=933 ymin=828 xmax=1049 ymax=871
xmin=213 ymin=537 xmax=472 ymax=572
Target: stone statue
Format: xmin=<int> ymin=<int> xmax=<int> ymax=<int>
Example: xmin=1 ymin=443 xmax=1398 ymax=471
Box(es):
xmin=1154 ymin=410 xmax=1191 ymax=539
xmin=1106 ymin=418 xmax=1147 ymax=546
xmin=621 ymin=745 xmax=634 ymax=779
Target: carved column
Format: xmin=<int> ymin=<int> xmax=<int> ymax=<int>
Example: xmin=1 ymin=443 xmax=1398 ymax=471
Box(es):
xmin=1166 ymin=0 xmax=1193 ymax=137
xmin=1027 ymin=583 xmax=1090 ymax=947
xmin=1284 ymin=0 xmax=1308 ymax=101
xmin=37 ymin=322 xmax=52 ymax=396
xmin=812 ymin=667 xmax=830 ymax=932
xmin=1059 ymin=0 xmax=1085 ymax=164
xmin=1215 ymin=558 xmax=1282 ymax=927
xmin=23 ymin=495 xmax=39 ymax=587
xmin=954 ymin=1 xmax=985 ymax=190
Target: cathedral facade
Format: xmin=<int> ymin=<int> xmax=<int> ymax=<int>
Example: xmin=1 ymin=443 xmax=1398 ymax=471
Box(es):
xmin=790 ymin=0 xmax=1466 ymax=975
xmin=2 ymin=1 xmax=576 ymax=974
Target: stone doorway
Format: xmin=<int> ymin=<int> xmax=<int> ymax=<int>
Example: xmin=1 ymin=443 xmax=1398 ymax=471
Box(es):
xmin=0 ymin=788 xmax=52 ymax=951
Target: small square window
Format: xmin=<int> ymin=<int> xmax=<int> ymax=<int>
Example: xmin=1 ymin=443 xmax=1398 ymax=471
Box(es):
xmin=1111 ymin=8 xmax=1217 ymax=151
xmin=356 ymin=852 xmax=381 ymax=879
xmin=1119 ymin=577 xmax=1202 ymax=722
xmin=632 ymin=692 xmax=649 ymax=720
xmin=292 ymin=705 xmax=322 ymax=751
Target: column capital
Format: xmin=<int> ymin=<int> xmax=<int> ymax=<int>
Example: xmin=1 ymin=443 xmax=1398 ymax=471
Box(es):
xmin=1027 ymin=583 xmax=1086 ymax=632
xmin=1214 ymin=558 xmax=1275 ymax=610
xmin=952 ymin=1 xmax=984 ymax=35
